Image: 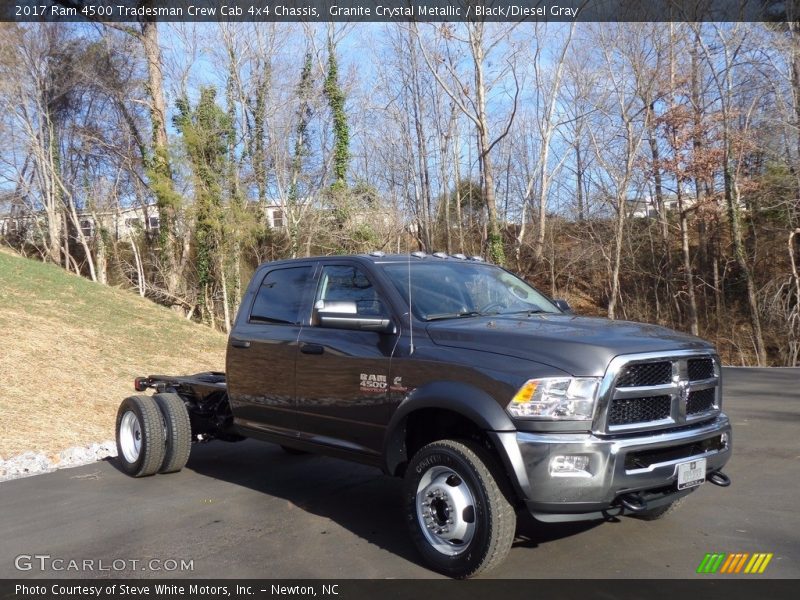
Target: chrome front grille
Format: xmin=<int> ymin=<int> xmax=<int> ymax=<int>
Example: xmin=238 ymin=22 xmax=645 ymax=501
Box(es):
xmin=687 ymin=388 xmax=716 ymax=415
xmin=598 ymin=352 xmax=721 ymax=433
xmin=608 ymin=395 xmax=671 ymax=426
xmin=688 ymin=358 xmax=715 ymax=381
xmin=616 ymin=362 xmax=672 ymax=387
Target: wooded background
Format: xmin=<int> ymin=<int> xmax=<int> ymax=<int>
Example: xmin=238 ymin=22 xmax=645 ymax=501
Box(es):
xmin=1 ymin=21 xmax=800 ymax=366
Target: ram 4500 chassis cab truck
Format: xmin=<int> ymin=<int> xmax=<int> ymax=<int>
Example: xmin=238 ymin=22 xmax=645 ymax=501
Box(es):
xmin=116 ymin=252 xmax=732 ymax=578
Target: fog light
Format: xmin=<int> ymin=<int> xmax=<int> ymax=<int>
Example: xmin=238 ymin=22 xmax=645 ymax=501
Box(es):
xmin=720 ymin=432 xmax=729 ymax=447
xmin=550 ymin=454 xmax=591 ymax=477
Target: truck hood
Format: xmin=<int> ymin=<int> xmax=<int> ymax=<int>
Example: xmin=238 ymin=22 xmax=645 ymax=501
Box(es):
xmin=425 ymin=314 xmax=713 ymax=377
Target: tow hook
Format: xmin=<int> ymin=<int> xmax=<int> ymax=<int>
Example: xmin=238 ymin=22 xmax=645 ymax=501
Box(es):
xmin=708 ymin=471 xmax=731 ymax=487
xmin=619 ymin=493 xmax=648 ymax=513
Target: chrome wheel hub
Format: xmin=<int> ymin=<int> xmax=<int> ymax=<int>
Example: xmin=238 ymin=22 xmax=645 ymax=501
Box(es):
xmin=416 ymin=466 xmax=476 ymax=556
xmin=119 ymin=411 xmax=142 ymax=463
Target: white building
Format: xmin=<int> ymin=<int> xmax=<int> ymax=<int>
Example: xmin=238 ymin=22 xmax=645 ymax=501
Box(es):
xmin=0 ymin=202 xmax=287 ymax=242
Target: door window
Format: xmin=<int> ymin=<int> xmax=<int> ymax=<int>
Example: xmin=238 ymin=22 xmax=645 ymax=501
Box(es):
xmin=250 ymin=266 xmax=311 ymax=325
xmin=316 ymin=265 xmax=388 ymax=318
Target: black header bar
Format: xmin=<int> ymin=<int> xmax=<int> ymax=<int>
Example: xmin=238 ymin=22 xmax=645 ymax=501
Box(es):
xmin=1 ymin=0 xmax=798 ymax=23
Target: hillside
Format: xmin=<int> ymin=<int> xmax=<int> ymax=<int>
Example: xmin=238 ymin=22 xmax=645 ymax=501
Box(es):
xmin=0 ymin=249 xmax=227 ymax=458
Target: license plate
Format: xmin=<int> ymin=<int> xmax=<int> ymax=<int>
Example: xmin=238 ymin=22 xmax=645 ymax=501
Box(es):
xmin=677 ymin=458 xmax=706 ymax=490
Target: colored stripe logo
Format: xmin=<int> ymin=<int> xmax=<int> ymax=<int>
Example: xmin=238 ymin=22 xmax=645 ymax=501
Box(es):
xmin=697 ymin=552 xmax=773 ymax=574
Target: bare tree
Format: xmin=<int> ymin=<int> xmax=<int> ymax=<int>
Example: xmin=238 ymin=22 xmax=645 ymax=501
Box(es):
xmin=415 ymin=22 xmax=519 ymax=264
xmin=695 ymin=23 xmax=768 ymax=365
xmin=528 ymin=22 xmax=576 ymax=268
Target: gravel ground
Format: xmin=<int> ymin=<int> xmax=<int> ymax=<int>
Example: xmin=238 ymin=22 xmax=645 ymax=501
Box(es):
xmin=0 ymin=441 xmax=117 ymax=482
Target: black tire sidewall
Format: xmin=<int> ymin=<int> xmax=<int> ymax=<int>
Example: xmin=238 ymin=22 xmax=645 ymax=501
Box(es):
xmin=404 ymin=442 xmax=494 ymax=577
xmin=115 ymin=395 xmax=163 ymax=477
xmin=153 ymin=392 xmax=192 ymax=473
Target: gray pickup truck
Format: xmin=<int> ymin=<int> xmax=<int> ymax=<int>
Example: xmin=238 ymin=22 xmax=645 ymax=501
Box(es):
xmin=116 ymin=252 xmax=732 ymax=578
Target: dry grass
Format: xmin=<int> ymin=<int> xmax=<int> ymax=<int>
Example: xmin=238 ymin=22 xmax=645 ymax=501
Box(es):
xmin=0 ymin=249 xmax=227 ymax=459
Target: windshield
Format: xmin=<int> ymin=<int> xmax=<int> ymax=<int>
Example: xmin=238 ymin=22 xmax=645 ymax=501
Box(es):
xmin=382 ymin=261 xmax=561 ymax=321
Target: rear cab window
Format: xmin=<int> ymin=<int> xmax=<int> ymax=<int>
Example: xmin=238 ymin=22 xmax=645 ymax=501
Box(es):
xmin=249 ymin=266 xmax=312 ymax=325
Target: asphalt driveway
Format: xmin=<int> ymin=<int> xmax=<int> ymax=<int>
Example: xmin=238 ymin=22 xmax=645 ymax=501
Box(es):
xmin=1 ymin=367 xmax=797 ymax=579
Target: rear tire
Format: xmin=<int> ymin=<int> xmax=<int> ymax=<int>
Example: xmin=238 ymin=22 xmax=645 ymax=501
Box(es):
xmin=153 ymin=393 xmax=192 ymax=473
xmin=404 ymin=439 xmax=516 ymax=578
xmin=632 ymin=497 xmax=686 ymax=521
xmin=115 ymin=395 xmax=166 ymax=477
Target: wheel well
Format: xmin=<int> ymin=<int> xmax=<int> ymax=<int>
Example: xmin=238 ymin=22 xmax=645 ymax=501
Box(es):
xmin=397 ymin=408 xmax=492 ymax=476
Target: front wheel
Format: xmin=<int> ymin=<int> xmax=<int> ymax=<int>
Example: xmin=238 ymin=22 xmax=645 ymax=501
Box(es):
xmin=404 ymin=439 xmax=516 ymax=578
xmin=631 ymin=497 xmax=686 ymax=521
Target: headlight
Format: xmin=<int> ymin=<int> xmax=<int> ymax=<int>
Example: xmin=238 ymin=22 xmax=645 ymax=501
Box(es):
xmin=507 ymin=377 xmax=600 ymax=420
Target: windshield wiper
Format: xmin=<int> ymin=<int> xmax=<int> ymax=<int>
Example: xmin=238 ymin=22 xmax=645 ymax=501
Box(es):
xmin=424 ymin=311 xmax=491 ymax=322
xmin=502 ymin=309 xmax=549 ymax=316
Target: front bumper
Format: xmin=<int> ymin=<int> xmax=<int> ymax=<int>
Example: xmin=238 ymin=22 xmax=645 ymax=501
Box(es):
xmin=490 ymin=414 xmax=732 ymax=521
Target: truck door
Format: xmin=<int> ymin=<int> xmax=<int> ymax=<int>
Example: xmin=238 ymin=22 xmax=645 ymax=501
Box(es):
xmin=226 ymin=263 xmax=315 ymax=435
xmin=295 ymin=263 xmax=398 ymax=457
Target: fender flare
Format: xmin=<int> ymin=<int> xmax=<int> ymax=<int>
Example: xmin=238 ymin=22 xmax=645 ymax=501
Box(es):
xmin=382 ymin=381 xmax=515 ymax=476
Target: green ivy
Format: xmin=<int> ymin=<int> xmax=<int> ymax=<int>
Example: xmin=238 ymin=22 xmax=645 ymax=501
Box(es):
xmin=488 ymin=232 xmax=506 ymax=266
xmin=324 ymin=40 xmax=349 ymax=188
xmin=289 ymin=52 xmax=314 ymax=205
xmin=174 ymin=87 xmax=232 ymax=322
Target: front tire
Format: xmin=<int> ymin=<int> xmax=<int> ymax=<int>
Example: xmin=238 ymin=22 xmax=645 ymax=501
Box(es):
xmin=404 ymin=439 xmax=516 ymax=578
xmin=632 ymin=497 xmax=686 ymax=521
xmin=116 ymin=395 xmax=166 ymax=477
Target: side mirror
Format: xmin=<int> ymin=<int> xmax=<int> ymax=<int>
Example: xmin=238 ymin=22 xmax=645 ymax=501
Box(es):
xmin=313 ymin=300 xmax=395 ymax=334
xmin=553 ymin=299 xmax=573 ymax=314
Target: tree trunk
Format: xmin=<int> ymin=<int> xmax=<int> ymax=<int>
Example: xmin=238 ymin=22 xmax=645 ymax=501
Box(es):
xmin=607 ymin=198 xmax=626 ymax=320
xmin=129 ymin=236 xmax=145 ymax=297
xmin=575 ymin=141 xmax=585 ymax=221
xmin=470 ymin=26 xmax=504 ymax=265
xmin=220 ymin=253 xmax=232 ymax=333
xmin=532 ymin=22 xmax=574 ymax=266
xmin=452 ymin=127 xmax=465 ymax=252
xmin=142 ymin=21 xmax=180 ymax=297
xmin=647 ymin=112 xmax=674 ymax=324
xmin=724 ymin=166 xmax=767 ymax=365
xmin=92 ymin=211 xmax=108 ymax=285
xmin=408 ymin=30 xmax=433 ymax=251
xmin=676 ymin=187 xmax=700 ymax=336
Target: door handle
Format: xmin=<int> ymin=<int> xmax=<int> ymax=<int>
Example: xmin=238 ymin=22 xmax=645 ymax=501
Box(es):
xmin=231 ymin=338 xmax=251 ymax=349
xmin=300 ymin=343 xmax=324 ymax=355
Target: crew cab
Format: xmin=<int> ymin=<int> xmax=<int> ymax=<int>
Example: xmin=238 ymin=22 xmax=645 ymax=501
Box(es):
xmin=116 ymin=252 xmax=732 ymax=578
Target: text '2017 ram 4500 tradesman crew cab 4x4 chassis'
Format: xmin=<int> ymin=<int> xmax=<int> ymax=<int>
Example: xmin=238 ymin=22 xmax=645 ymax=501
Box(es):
xmin=116 ymin=252 xmax=732 ymax=578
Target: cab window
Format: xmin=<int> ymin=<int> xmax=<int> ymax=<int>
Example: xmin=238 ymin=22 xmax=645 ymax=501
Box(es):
xmin=250 ymin=266 xmax=311 ymax=325
xmin=315 ymin=265 xmax=388 ymax=318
